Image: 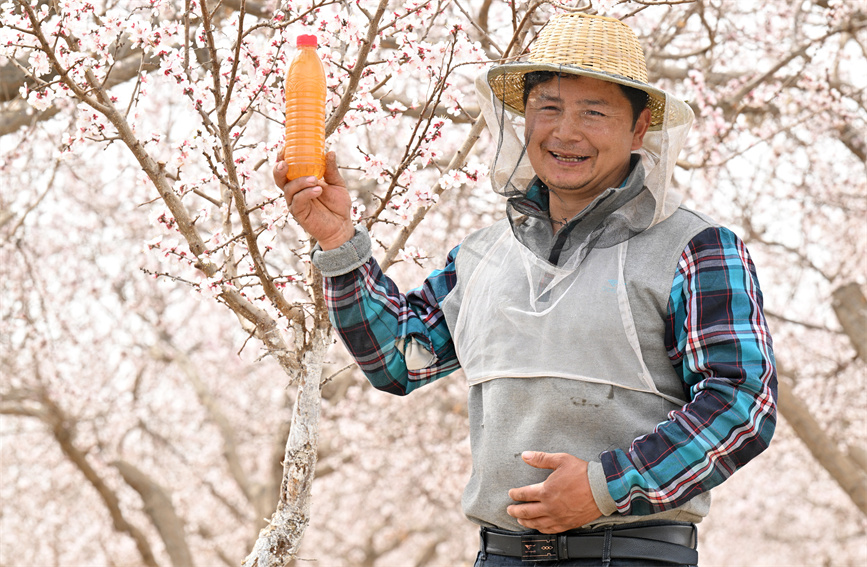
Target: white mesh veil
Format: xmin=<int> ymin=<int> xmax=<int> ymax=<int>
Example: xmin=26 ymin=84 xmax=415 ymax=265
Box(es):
xmin=451 ymin=14 xmax=700 ymax=406
xmin=475 ymin=66 xmax=694 ymax=231
xmin=456 ymin=69 xmax=697 ymax=405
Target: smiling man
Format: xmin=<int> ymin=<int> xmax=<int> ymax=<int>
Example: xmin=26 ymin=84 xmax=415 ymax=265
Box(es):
xmin=522 ymin=73 xmax=651 ymax=226
xmin=275 ymin=12 xmax=777 ymax=567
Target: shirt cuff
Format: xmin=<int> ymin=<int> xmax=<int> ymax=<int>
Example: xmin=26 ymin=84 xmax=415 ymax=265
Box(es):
xmin=587 ymin=460 xmax=618 ymax=516
xmin=310 ymin=226 xmax=372 ymax=277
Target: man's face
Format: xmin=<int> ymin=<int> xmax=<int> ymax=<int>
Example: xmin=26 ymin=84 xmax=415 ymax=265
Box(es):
xmin=524 ymin=75 xmax=650 ymax=207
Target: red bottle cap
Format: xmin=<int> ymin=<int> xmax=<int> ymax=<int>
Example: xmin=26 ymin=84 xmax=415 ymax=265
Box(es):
xmin=297 ymin=34 xmax=317 ymax=47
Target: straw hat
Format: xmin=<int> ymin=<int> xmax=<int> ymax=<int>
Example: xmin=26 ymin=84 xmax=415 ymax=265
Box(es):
xmin=488 ymin=12 xmax=673 ymax=128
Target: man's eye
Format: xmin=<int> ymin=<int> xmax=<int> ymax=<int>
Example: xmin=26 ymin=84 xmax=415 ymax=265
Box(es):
xmin=585 ymin=110 xmax=605 ymax=117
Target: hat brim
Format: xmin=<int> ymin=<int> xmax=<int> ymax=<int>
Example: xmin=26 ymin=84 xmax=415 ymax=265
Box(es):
xmin=487 ymin=62 xmax=672 ymax=129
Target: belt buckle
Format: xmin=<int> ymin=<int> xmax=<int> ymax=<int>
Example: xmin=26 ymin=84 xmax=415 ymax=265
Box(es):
xmin=520 ymin=534 xmax=559 ymax=561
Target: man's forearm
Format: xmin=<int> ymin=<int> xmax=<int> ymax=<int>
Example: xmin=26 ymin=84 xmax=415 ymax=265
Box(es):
xmin=320 ymin=230 xmax=462 ymax=395
xmin=599 ymin=227 xmax=777 ymax=515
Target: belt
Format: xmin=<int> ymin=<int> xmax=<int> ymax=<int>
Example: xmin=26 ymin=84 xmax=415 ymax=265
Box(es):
xmin=480 ymin=522 xmax=698 ymax=564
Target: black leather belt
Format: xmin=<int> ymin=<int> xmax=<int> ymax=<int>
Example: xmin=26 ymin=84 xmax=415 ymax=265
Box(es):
xmin=480 ymin=522 xmax=698 ymax=564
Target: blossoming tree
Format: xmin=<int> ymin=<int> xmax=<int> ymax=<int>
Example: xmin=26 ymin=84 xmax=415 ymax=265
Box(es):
xmin=1 ymin=0 xmax=865 ymax=565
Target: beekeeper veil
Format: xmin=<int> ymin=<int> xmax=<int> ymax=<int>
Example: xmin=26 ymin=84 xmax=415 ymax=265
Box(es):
xmin=476 ymin=12 xmax=694 ymax=235
xmin=446 ymin=14 xmax=698 ymax=404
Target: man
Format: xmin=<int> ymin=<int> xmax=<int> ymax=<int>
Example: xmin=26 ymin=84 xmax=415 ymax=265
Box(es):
xmin=274 ymin=12 xmax=776 ymax=567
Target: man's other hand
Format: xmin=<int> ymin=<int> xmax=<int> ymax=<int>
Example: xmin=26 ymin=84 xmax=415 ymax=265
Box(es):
xmin=273 ymin=150 xmax=354 ymax=250
xmin=507 ymin=451 xmax=603 ymax=533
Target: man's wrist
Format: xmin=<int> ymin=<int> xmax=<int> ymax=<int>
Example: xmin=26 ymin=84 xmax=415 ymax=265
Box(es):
xmin=587 ymin=460 xmax=617 ymax=516
xmin=317 ymin=222 xmax=356 ymax=251
xmin=311 ymin=226 xmax=372 ymax=277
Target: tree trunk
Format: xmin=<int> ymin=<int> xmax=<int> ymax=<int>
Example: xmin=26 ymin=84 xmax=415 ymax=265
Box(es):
xmin=113 ymin=459 xmax=195 ymax=567
xmin=776 ymin=377 xmax=867 ymax=515
xmin=777 ymin=281 xmax=867 ymax=516
xmin=242 ymin=327 xmax=329 ymax=567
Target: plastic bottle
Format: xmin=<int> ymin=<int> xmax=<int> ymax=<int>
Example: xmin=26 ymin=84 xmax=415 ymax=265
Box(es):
xmin=284 ymin=34 xmax=326 ymax=179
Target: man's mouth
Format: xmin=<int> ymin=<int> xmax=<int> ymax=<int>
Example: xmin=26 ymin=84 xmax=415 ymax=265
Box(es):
xmin=550 ymin=152 xmax=589 ymax=163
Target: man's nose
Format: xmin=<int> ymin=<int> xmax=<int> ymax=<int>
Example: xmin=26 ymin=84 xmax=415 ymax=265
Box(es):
xmin=551 ymin=110 xmax=586 ymax=142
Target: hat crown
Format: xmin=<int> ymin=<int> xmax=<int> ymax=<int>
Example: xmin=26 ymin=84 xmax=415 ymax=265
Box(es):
xmin=529 ymin=13 xmax=648 ymax=83
xmin=486 ymin=12 xmax=666 ymax=124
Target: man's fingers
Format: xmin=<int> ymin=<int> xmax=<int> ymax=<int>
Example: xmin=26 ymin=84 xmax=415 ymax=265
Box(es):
xmin=509 ymin=503 xmax=568 ymax=534
xmin=522 ymin=451 xmax=566 ymax=471
xmin=508 ymin=482 xmax=543 ymax=503
xmin=517 ymin=518 xmax=565 ymax=534
xmin=283 ymin=177 xmax=321 ymax=209
xmin=506 ymin=501 xmax=545 ymax=520
xmin=273 ymin=159 xmax=288 ymax=188
xmin=286 ymin=186 xmax=322 ymax=211
xmin=507 ymin=454 xmax=600 ymax=532
xmin=323 ymin=151 xmax=345 ymax=186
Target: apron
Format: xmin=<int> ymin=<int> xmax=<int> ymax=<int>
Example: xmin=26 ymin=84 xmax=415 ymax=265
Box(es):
xmin=452 ymin=229 xmax=687 ymax=406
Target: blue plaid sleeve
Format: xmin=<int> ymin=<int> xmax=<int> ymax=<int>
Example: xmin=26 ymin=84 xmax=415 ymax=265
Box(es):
xmin=601 ymin=227 xmax=777 ymax=514
xmin=324 ymin=244 xmax=462 ymax=395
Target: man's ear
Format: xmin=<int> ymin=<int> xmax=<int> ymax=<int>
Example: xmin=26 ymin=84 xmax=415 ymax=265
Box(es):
xmin=631 ymin=107 xmax=652 ymax=150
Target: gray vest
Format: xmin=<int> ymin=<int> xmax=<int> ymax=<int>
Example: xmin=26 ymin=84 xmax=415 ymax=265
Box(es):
xmin=441 ymin=206 xmax=717 ymax=530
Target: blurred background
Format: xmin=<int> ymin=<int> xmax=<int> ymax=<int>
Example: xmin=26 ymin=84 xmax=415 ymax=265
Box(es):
xmin=1 ymin=0 xmax=865 ymax=565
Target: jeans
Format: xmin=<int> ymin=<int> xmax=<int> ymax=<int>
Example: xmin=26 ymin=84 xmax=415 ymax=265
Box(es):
xmin=473 ymin=552 xmax=697 ymax=567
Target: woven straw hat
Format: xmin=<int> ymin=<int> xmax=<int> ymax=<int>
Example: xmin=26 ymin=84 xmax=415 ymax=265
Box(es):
xmin=488 ymin=12 xmax=671 ymax=127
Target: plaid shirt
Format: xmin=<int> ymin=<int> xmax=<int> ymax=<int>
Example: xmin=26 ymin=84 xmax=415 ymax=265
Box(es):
xmin=324 ymin=216 xmax=776 ymax=516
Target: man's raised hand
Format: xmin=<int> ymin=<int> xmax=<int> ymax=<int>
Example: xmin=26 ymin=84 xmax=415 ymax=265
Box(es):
xmin=274 ymin=150 xmax=355 ymax=250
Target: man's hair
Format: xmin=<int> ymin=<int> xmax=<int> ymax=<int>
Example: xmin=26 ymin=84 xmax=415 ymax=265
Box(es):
xmin=522 ymin=71 xmax=649 ymax=128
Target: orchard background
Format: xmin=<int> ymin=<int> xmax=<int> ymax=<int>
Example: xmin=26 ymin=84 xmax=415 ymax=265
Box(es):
xmin=1 ymin=0 xmax=865 ymax=565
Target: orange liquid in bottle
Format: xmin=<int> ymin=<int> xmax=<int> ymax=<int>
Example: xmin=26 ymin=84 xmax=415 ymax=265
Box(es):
xmin=284 ymin=34 xmax=326 ymax=179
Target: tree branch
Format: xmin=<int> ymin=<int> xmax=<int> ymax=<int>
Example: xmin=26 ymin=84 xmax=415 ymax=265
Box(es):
xmin=832 ymin=282 xmax=867 ymax=361
xmin=113 ymin=459 xmax=195 ymax=567
xmin=777 ymin=372 xmax=867 ymax=516
xmin=27 ymin=386 xmax=161 ymax=567
xmin=153 ymin=336 xmax=256 ymax=507
xmin=0 ymin=162 xmax=57 ymax=245
xmin=199 ymin=1 xmax=307 ymax=337
xmin=15 ymin=0 xmax=303 ymax=378
xmin=380 ymin=115 xmax=486 ymax=272
xmin=324 ymin=0 xmax=390 ymax=138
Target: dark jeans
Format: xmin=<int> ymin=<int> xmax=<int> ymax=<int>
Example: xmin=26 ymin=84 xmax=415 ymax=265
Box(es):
xmin=473 ymin=552 xmax=697 ymax=567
